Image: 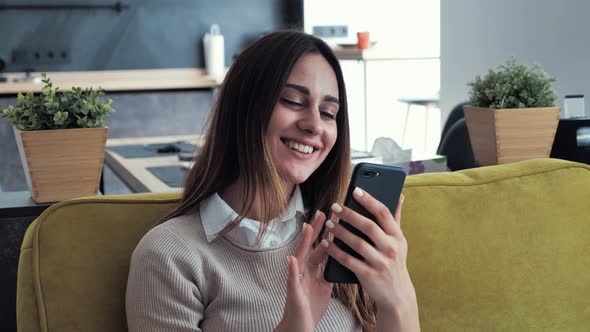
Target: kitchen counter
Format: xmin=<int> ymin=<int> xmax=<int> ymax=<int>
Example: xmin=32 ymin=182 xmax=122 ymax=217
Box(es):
xmin=0 ymin=68 xmax=221 ymax=95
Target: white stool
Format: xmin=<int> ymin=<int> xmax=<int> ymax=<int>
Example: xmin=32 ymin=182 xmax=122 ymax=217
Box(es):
xmin=398 ymin=98 xmax=439 ymax=153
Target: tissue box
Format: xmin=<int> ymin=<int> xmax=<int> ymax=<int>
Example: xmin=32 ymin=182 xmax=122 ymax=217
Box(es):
xmin=390 ymin=155 xmax=448 ymax=175
xmin=351 ymin=153 xmax=448 ymax=175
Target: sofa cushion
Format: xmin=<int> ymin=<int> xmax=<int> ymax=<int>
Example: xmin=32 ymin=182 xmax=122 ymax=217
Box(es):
xmin=17 ymin=193 xmax=180 ymax=332
xmin=402 ymin=158 xmax=590 ymax=331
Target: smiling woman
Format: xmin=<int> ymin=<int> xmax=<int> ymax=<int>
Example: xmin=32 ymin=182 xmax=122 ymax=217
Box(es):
xmin=267 ymin=55 xmax=340 ymax=185
xmin=125 ymin=30 xmax=419 ymax=332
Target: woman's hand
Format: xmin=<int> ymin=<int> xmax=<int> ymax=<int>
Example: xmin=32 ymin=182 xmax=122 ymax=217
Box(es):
xmin=275 ymin=211 xmax=333 ymax=332
xmin=326 ymin=189 xmax=420 ymax=332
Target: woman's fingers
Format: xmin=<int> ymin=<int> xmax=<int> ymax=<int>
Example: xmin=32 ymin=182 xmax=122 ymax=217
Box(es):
xmin=308 ymin=238 xmax=330 ymax=267
xmin=393 ymin=194 xmax=404 ymax=226
xmin=286 ymin=256 xmax=304 ymax=307
xmin=293 ymin=211 xmax=327 ymax=272
xmin=307 ymin=241 xmax=331 ymax=285
xmin=330 ymin=203 xmax=394 ymax=250
xmin=329 ymin=220 xmax=389 ymax=267
xmin=293 ymin=224 xmax=313 ymax=271
xmin=310 ymin=211 xmax=327 ymax=241
xmin=343 ymin=188 xmax=404 ymax=238
xmin=326 ymin=239 xmax=371 ymax=278
xmin=329 ymin=191 xmax=407 ymax=264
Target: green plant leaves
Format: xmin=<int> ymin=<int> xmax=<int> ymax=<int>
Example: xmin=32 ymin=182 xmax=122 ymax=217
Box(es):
xmin=0 ymin=73 xmax=116 ymax=131
xmin=53 ymin=111 xmax=69 ymax=125
xmin=468 ymin=57 xmax=557 ymax=108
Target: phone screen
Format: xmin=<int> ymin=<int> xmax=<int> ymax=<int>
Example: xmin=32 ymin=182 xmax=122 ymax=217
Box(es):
xmin=323 ymin=162 xmax=406 ymax=283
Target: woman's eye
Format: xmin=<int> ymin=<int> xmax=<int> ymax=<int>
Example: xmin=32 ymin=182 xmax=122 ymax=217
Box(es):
xmin=280 ymin=98 xmax=303 ymax=107
xmin=321 ymin=111 xmax=337 ymax=120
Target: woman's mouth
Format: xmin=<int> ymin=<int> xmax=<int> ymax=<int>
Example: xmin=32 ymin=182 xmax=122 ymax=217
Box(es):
xmin=281 ymin=139 xmax=317 ymax=154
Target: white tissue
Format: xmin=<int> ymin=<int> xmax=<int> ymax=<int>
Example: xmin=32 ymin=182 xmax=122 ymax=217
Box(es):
xmin=370 ymin=137 xmax=412 ymax=163
xmin=203 ymin=24 xmax=225 ymax=80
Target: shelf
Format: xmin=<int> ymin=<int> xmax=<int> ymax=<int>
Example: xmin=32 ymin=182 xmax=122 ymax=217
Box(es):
xmin=0 ymin=68 xmax=222 ymax=95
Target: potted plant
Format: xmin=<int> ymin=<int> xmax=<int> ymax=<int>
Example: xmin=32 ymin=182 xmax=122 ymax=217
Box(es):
xmin=1 ymin=74 xmax=115 ymax=203
xmin=464 ymin=57 xmax=560 ymax=166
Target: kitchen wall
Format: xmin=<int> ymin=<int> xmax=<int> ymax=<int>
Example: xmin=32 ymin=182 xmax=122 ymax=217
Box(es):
xmin=0 ymin=0 xmax=302 ymax=72
xmin=441 ymin=0 xmax=590 ymax=123
xmin=0 ymin=0 xmax=301 ymax=193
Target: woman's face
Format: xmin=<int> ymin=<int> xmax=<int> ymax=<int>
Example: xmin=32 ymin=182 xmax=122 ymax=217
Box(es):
xmin=266 ymin=53 xmax=340 ymax=187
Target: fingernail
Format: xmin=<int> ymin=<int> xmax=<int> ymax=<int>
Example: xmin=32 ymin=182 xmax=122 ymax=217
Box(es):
xmin=314 ymin=210 xmax=320 ymax=220
xmin=353 ymin=187 xmax=364 ymax=197
xmin=326 ymin=220 xmax=335 ymax=229
xmin=321 ymin=239 xmax=329 ymax=248
xmin=331 ymin=203 xmax=342 ymax=213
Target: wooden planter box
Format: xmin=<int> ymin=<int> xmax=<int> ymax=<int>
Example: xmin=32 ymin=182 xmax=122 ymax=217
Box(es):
xmin=14 ymin=127 xmax=108 ymax=203
xmin=463 ymin=106 xmax=560 ymax=166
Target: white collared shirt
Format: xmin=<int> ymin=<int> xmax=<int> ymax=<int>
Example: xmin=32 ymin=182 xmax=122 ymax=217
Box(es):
xmin=199 ymin=185 xmax=306 ymax=250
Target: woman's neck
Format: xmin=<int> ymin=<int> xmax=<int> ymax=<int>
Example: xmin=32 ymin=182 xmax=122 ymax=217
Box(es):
xmin=220 ymin=178 xmax=294 ymax=221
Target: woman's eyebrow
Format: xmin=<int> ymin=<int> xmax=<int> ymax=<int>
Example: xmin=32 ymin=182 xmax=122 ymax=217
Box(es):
xmin=286 ymin=83 xmax=309 ymax=95
xmin=324 ymin=95 xmax=339 ymax=104
xmin=285 ymin=83 xmax=339 ymax=104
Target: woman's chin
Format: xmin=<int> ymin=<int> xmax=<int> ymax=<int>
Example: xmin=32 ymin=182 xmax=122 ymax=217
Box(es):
xmin=281 ymin=167 xmax=313 ymax=186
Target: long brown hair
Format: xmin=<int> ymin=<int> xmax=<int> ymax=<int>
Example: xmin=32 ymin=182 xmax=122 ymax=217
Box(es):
xmin=163 ymin=30 xmax=376 ymax=331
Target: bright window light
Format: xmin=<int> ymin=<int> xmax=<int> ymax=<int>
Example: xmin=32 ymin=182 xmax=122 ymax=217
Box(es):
xmin=304 ymin=0 xmax=440 ymax=156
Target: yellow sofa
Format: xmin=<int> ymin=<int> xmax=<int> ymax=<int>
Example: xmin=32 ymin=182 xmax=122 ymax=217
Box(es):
xmin=17 ymin=158 xmax=590 ymax=331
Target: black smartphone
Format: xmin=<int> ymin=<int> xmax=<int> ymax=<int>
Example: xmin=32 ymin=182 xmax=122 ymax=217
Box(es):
xmin=323 ymin=162 xmax=407 ymax=284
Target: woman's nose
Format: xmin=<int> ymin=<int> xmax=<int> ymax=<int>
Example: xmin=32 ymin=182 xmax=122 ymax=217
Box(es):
xmin=298 ymin=107 xmax=323 ymax=135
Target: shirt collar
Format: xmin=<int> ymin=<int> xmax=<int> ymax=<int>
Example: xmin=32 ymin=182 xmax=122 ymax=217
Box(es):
xmin=199 ymin=185 xmax=306 ymax=242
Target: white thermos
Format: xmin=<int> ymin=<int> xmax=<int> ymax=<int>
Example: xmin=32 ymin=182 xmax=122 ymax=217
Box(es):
xmin=203 ymin=24 xmax=225 ymax=80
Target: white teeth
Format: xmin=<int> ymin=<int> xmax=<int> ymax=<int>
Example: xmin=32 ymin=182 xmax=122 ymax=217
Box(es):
xmin=285 ymin=140 xmax=314 ymax=154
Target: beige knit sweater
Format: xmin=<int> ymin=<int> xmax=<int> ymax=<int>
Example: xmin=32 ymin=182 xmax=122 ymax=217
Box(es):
xmin=125 ymin=210 xmax=361 ymax=332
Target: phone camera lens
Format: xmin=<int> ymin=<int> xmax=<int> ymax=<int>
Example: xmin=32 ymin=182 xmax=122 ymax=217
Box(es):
xmin=361 ymin=169 xmax=377 ymax=177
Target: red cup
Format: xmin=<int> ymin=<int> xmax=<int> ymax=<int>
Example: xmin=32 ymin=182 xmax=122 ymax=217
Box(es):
xmin=357 ymin=31 xmax=370 ymax=50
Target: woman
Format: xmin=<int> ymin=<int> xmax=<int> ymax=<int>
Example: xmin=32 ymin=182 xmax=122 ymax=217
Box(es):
xmin=126 ymin=30 xmax=419 ymax=332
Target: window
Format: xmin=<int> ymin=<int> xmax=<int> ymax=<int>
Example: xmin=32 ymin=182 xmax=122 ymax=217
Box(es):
xmin=304 ymin=0 xmax=440 ymax=156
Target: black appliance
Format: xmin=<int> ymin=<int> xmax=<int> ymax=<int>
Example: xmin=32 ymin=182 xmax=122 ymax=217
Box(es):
xmin=550 ymin=118 xmax=590 ymax=164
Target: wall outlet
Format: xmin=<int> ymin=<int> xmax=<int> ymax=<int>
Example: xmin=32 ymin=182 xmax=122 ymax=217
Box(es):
xmin=312 ymin=25 xmax=348 ymax=38
xmin=11 ymin=48 xmax=70 ymax=66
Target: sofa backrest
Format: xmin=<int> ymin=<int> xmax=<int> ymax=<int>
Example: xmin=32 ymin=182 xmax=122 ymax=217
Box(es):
xmin=17 ymin=158 xmax=590 ymax=331
xmin=402 ymin=158 xmax=590 ymax=331
xmin=17 ymin=193 xmax=180 ymax=332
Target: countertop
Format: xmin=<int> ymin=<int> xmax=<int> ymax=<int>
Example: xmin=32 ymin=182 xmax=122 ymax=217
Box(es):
xmin=0 ymin=68 xmax=221 ymax=95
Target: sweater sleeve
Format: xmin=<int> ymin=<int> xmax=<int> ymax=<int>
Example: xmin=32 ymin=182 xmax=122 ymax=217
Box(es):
xmin=126 ymin=226 xmax=205 ymax=332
